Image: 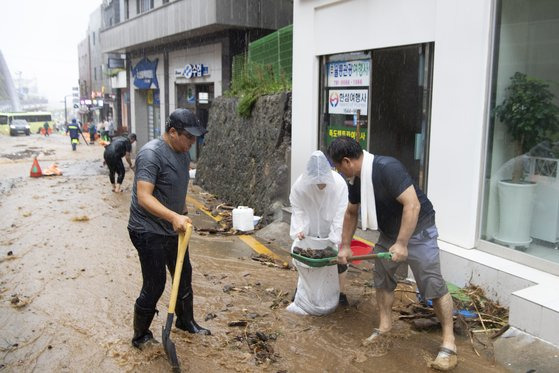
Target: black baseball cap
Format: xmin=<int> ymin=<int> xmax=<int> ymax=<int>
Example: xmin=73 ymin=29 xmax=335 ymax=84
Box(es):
xmin=167 ymin=108 xmax=208 ymax=136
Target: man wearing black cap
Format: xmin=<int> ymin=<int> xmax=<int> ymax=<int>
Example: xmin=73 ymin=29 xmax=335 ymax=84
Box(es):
xmin=127 ymin=108 xmax=210 ymax=350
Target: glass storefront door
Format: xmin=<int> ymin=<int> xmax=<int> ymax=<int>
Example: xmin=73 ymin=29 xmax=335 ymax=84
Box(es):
xmin=482 ymin=0 xmax=559 ymax=266
xmin=176 ymin=83 xmax=214 ymax=161
xmin=319 ymin=43 xmax=433 ymax=190
xmin=370 ymin=44 xmax=434 ymax=189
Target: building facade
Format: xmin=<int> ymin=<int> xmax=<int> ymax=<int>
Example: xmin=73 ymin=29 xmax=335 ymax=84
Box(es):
xmin=78 ymin=5 xmax=113 ymax=125
xmin=292 ymin=0 xmax=559 ymax=347
xmin=97 ymin=0 xmax=292 ymax=156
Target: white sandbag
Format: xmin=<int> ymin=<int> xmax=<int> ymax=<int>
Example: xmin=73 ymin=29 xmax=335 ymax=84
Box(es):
xmin=287 ymin=237 xmax=339 ymax=316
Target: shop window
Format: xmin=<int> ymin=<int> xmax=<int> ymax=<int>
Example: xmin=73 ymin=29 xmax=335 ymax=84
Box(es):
xmin=482 ymin=0 xmax=559 ymax=264
xmin=319 ymin=51 xmax=371 ymax=153
xmin=319 ymin=46 xmax=433 ymax=189
xmin=137 ymin=0 xmax=154 ymax=14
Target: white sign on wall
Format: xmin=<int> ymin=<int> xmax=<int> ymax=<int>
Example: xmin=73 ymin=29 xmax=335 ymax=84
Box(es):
xmin=327 ymin=60 xmax=370 ymax=87
xmin=328 ymin=89 xmax=368 ymax=115
xmin=175 ymin=64 xmax=210 ymax=79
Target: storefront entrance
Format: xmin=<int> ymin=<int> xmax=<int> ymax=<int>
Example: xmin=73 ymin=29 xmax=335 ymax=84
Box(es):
xmin=369 ymin=43 xmax=434 ymax=189
xmin=176 ymin=83 xmax=214 ymax=161
xmin=319 ymin=43 xmax=434 ymax=190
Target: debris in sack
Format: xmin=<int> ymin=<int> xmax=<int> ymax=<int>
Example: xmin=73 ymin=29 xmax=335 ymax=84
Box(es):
xmin=293 ymin=246 xmax=337 ymax=259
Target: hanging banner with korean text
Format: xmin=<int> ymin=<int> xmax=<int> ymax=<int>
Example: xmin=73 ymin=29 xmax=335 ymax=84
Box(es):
xmin=328 ymin=89 xmax=368 ymax=115
xmin=327 ymin=60 xmax=370 ymax=87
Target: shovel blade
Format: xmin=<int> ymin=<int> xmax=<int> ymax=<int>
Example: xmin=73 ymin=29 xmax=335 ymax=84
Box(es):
xmin=162 ymin=313 xmax=181 ymax=372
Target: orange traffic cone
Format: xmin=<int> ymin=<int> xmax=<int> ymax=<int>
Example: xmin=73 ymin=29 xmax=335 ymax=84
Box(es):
xmin=30 ymin=157 xmax=43 ymax=178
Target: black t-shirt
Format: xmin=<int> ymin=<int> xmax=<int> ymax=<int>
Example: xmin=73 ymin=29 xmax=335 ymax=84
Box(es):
xmin=128 ymin=138 xmax=190 ymax=235
xmin=348 ymin=155 xmax=435 ymax=240
xmin=105 ymin=137 xmax=131 ymax=159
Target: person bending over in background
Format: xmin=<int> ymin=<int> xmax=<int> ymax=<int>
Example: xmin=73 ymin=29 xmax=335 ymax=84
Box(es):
xmin=103 ymin=133 xmax=136 ymax=193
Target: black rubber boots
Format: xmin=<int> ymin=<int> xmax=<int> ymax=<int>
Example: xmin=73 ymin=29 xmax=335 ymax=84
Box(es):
xmin=132 ymin=303 xmax=158 ymax=348
xmin=175 ymin=292 xmax=211 ymax=335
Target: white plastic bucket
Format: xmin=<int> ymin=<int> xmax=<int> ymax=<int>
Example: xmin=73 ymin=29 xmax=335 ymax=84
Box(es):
xmin=232 ymin=206 xmax=254 ymax=231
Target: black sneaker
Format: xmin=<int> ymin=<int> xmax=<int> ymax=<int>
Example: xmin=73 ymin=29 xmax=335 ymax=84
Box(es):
xmin=339 ymin=292 xmax=349 ymax=306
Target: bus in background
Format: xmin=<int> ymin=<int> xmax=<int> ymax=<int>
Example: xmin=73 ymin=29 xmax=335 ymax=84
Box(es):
xmin=0 ymin=112 xmax=54 ymax=135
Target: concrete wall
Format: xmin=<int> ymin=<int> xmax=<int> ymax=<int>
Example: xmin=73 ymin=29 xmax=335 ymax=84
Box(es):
xmin=195 ymin=94 xmax=291 ymax=221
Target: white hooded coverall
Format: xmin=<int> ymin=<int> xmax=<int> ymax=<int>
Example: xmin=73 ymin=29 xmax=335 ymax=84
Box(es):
xmin=287 ymin=151 xmax=348 ymax=315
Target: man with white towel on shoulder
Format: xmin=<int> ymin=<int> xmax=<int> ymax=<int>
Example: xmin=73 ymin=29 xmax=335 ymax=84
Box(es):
xmin=327 ymin=136 xmax=457 ymax=371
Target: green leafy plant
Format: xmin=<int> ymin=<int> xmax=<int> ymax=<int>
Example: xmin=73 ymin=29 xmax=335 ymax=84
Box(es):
xmin=227 ymin=62 xmax=291 ymax=118
xmin=494 ymin=72 xmax=559 ymax=181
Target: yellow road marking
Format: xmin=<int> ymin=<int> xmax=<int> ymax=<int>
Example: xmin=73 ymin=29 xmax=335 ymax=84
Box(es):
xmin=186 ymin=195 xmax=223 ymax=222
xmin=239 ymin=235 xmax=281 ymax=260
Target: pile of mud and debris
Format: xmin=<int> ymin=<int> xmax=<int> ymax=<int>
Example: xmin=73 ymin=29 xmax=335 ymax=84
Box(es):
xmin=394 ymin=282 xmax=509 ymax=356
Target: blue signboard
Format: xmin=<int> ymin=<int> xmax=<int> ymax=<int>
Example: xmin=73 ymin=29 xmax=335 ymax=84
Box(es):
xmin=132 ymin=58 xmax=159 ymax=89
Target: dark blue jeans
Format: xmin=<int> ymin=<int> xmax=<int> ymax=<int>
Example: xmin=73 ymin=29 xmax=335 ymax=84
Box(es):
xmin=128 ymin=229 xmax=193 ymax=311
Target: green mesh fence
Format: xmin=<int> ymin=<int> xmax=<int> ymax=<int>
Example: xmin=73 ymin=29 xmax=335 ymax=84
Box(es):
xmin=248 ymin=24 xmax=292 ymax=81
xmin=232 ymin=52 xmax=247 ymax=84
xmin=232 ymin=24 xmax=292 ymax=84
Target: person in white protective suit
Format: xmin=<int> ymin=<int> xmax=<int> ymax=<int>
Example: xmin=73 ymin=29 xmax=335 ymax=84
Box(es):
xmin=287 ymin=150 xmax=349 ymax=315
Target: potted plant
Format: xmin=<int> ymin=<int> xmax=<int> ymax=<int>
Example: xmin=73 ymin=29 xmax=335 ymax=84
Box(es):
xmin=493 ymin=72 xmax=559 ymax=247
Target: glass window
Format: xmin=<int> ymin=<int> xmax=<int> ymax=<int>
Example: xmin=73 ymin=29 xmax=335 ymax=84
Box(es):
xmin=319 ymin=51 xmax=371 ymax=153
xmin=137 ymin=0 xmax=153 ymax=14
xmin=482 ymin=0 xmax=559 ymax=263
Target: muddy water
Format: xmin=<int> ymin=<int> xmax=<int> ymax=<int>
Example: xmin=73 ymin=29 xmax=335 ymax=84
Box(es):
xmin=0 ymin=134 xmax=505 ymax=372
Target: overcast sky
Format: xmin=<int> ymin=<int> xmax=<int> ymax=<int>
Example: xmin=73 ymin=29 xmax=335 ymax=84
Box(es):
xmin=0 ymin=0 xmax=102 ymax=109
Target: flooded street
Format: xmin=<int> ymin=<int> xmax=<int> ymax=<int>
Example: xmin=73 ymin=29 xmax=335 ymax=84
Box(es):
xmin=0 ymin=134 xmax=506 ymax=372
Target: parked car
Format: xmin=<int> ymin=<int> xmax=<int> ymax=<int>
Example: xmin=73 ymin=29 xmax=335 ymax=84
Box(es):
xmin=10 ymin=119 xmax=31 ymax=136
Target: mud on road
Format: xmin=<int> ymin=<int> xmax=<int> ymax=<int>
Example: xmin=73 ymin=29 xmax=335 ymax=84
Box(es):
xmin=0 ymin=134 xmax=506 ymax=372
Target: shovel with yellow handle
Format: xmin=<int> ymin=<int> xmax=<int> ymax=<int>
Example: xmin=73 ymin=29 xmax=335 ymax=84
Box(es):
xmin=162 ymin=223 xmax=192 ymax=373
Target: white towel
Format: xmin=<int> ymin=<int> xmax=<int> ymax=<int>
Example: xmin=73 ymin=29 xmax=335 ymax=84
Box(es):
xmin=360 ymin=150 xmax=378 ymax=231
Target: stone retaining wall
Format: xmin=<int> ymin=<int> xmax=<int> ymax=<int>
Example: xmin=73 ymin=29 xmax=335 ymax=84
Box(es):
xmin=195 ymin=93 xmax=291 ymax=222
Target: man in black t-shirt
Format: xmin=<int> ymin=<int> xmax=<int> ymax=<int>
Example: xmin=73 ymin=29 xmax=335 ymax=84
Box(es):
xmin=328 ymin=137 xmax=457 ymax=371
xmin=128 ymin=108 xmax=210 ymax=350
xmin=103 ymin=133 xmax=136 ymax=193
